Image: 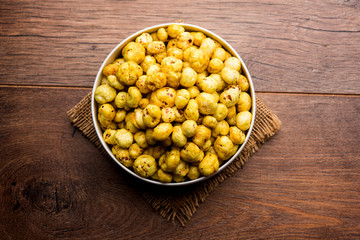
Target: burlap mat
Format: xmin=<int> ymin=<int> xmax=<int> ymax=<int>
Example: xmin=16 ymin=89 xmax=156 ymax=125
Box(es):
xmin=67 ymin=92 xmax=281 ymax=225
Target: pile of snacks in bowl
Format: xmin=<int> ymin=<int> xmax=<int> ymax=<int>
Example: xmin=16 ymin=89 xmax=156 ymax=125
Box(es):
xmin=93 ymin=23 xmax=254 ymax=184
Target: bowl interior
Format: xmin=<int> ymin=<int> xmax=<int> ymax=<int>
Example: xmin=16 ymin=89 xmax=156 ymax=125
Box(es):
xmin=91 ymin=23 xmax=256 ymax=186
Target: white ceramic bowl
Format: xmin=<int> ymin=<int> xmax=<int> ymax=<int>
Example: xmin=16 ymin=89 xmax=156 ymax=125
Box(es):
xmin=92 ymin=23 xmax=256 ymax=186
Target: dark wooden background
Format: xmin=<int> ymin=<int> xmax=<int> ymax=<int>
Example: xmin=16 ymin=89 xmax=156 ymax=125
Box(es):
xmin=1 ymin=0 xmax=359 ymax=239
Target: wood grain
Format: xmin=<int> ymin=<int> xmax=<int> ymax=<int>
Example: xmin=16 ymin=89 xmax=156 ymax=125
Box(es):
xmin=0 ymin=87 xmax=158 ymax=240
xmin=0 ymin=87 xmax=359 ymax=239
xmin=0 ymin=0 xmax=359 ymax=94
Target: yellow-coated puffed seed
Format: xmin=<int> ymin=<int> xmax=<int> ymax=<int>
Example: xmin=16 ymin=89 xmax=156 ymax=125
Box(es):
xmin=236 ymin=111 xmax=252 ymax=131
xmin=192 ymin=125 xmax=211 ymax=149
xmin=116 ymin=61 xmax=143 ymax=86
xmin=171 ymin=126 xmax=187 ymax=147
xmin=187 ymin=165 xmax=201 ymax=180
xmin=224 ymin=57 xmax=241 ymax=71
xmin=214 ymin=136 xmax=234 ymax=161
xmin=133 ymin=155 xmax=157 ymax=178
xmin=229 ymin=126 xmax=246 ymax=145
xmin=155 ymin=169 xmax=173 ymax=183
xmin=175 ymin=89 xmax=190 ymax=109
xmin=135 ymin=33 xmax=153 ymax=47
xmin=182 ymin=120 xmax=198 ymax=138
xmin=176 ymin=32 xmax=194 ymax=50
xmin=199 ymin=153 xmax=219 ymax=176
xmin=202 ymin=116 xmax=218 ymax=128
xmin=191 ymin=31 xmax=206 ymax=46
xmin=211 ymin=48 xmax=227 ymax=61
xmin=213 ymin=120 xmax=230 ymax=137
xmin=173 ymin=160 xmax=189 ymax=177
xmin=167 ymin=24 xmax=185 ymax=38
xmin=157 ymin=28 xmax=168 ymax=42
xmin=114 ymin=109 xmax=126 ymax=123
xmin=220 ymin=67 xmax=240 ymax=85
xmin=154 ymin=51 xmax=167 ymax=64
xmin=237 ymin=92 xmax=252 ymax=112
xmin=167 ymin=47 xmax=183 ymax=60
xmin=94 ymin=84 xmax=117 ymax=104
xmin=198 ymin=76 xmax=218 ymax=93
xmin=195 ymin=92 xmax=218 ymax=115
xmin=129 ymin=143 xmax=144 ymax=160
xmin=147 ymin=41 xmax=166 ymax=54
xmin=180 ymin=67 xmax=197 ymax=87
xmin=180 ymin=142 xmax=203 ymax=163
xmin=114 ymin=91 xmax=127 ymax=109
xmin=98 ymin=103 xmax=115 ymax=120
xmin=161 ymin=107 xmax=176 ymax=123
xmin=153 ymin=123 xmax=173 ymax=141
xmin=219 ymin=85 xmax=241 ymax=107
xmin=187 ymin=86 xmax=200 ymax=99
xmin=189 ymin=48 xmax=209 ymax=73
xmin=122 ymin=42 xmax=145 ymax=64
xmin=107 ymin=75 xmax=125 ymax=90
xmin=207 ymin=58 xmax=224 ymax=74
xmin=238 ymin=75 xmax=250 ymax=92
xmin=102 ymin=63 xmax=118 ymax=77
xmin=159 ymin=148 xmax=180 ymax=172
xmin=143 ymin=104 xmax=161 ymax=128
xmin=126 ymin=87 xmax=142 ymax=108
xmin=200 ymin=38 xmax=216 ymax=58
xmin=112 ymin=145 xmax=133 ymax=167
xmin=114 ymin=129 xmax=133 ymax=149
xmin=184 ymin=99 xmax=200 ymax=121
xmin=103 ymin=129 xmax=117 ymax=145
xmin=134 ymin=131 xmax=148 ymax=149
xmin=140 ymin=55 xmax=157 ymax=73
xmin=213 ymin=103 xmax=229 ymax=122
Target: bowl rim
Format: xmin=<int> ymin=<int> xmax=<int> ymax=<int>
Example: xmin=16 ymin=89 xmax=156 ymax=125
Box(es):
xmin=91 ymin=22 xmax=256 ymax=186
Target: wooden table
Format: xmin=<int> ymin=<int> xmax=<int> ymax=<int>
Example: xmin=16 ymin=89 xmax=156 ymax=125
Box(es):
xmin=1 ymin=1 xmax=359 ymax=239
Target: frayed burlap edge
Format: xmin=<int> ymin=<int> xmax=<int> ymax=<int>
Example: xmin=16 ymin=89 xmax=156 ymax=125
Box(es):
xmin=67 ymin=92 xmax=281 ymax=226
xmin=67 ymin=92 xmax=108 ymax=156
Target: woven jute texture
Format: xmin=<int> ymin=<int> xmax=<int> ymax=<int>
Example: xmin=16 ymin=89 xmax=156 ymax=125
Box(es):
xmin=67 ymin=92 xmax=281 ymax=225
